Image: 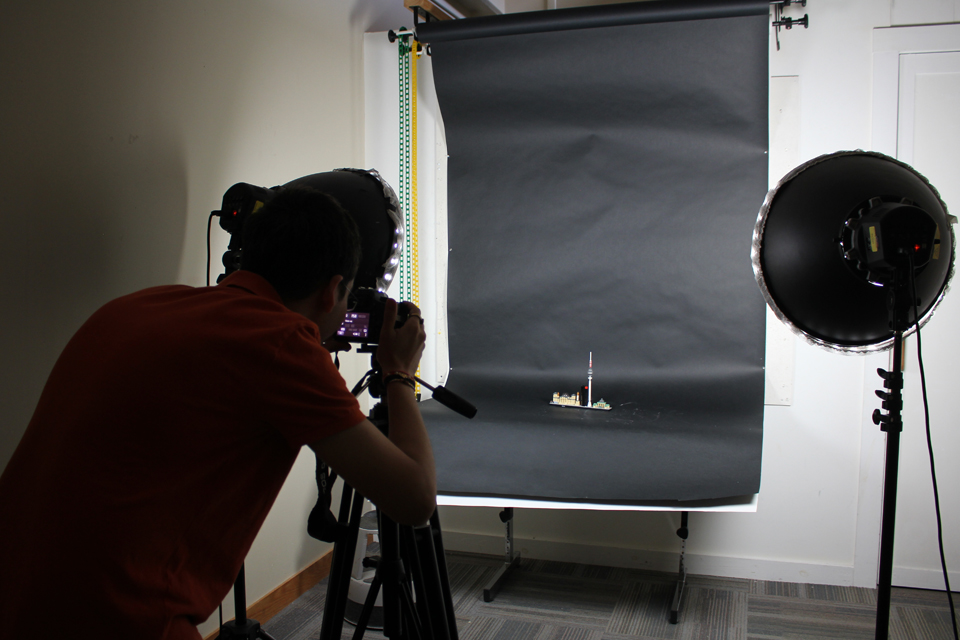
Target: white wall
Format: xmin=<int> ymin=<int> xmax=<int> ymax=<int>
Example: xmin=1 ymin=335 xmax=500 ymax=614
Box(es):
xmin=364 ymin=34 xmax=451 ymax=390
xmin=369 ymin=0 xmax=960 ymax=589
xmin=0 ymin=1 xmax=408 ymax=636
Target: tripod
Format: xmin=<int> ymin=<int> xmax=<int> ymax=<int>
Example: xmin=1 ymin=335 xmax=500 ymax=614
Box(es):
xmin=318 ymin=472 xmax=458 ymax=640
xmin=316 ymin=352 xmax=470 ymax=640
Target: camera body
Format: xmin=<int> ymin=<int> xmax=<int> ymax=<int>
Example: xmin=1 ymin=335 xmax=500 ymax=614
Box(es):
xmin=336 ymin=288 xmax=411 ymax=344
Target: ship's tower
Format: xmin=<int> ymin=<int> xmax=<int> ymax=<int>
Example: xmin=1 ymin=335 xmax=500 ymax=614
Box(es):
xmin=587 ymin=352 xmax=593 ymax=407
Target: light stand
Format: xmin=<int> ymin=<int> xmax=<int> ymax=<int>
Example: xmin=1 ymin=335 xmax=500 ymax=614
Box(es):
xmin=752 ymin=150 xmax=957 ymax=640
xmin=871 ymin=259 xmax=913 ymax=640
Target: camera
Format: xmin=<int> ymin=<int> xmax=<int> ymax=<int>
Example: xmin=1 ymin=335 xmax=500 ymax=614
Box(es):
xmin=336 ymin=288 xmax=411 ymax=345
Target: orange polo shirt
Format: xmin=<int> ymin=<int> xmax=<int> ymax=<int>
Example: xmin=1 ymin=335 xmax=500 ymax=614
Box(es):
xmin=0 ymin=271 xmax=366 ymax=639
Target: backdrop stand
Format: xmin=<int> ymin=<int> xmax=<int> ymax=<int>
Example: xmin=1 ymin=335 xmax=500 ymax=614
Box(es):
xmin=482 ymin=507 xmax=520 ymax=602
xmin=669 ymin=511 xmax=690 ymax=624
xmin=479 ymin=505 xmax=692 ymax=625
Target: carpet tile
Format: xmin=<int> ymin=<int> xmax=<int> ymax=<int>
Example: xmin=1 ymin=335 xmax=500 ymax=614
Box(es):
xmin=260 ymin=551 xmax=958 ymax=640
xmin=464 ymin=570 xmax=623 ymax=628
xmin=607 ymin=581 xmax=679 ymax=638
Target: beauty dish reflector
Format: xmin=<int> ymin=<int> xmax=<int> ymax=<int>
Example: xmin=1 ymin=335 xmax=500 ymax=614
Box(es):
xmin=752 ymin=150 xmax=956 ymax=352
xmin=285 ymin=169 xmax=404 ymax=294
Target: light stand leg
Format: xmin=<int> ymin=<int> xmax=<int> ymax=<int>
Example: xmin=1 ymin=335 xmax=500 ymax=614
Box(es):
xmin=483 ymin=508 xmax=521 ymax=602
xmin=215 ymin=564 xmax=278 ymax=640
xmin=235 ymin=564 xmax=249 ymax=628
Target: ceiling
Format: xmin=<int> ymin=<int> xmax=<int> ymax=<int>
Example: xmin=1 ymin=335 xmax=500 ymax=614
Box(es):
xmin=362 ymin=0 xmax=653 ymax=30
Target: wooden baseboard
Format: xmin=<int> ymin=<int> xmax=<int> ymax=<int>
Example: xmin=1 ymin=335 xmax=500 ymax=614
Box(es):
xmin=204 ymin=549 xmax=333 ymax=639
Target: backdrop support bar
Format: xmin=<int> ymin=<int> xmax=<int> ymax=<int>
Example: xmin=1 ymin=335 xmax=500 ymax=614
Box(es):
xmin=416 ymin=0 xmax=768 ymax=43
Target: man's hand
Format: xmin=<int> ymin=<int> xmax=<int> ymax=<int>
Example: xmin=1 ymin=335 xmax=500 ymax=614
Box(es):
xmin=376 ymin=299 xmax=425 ymax=376
xmin=321 ymin=336 xmax=353 ymax=353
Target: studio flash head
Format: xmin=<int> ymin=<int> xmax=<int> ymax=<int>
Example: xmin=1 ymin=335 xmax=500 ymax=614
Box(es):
xmin=213 ymin=169 xmax=407 ymax=347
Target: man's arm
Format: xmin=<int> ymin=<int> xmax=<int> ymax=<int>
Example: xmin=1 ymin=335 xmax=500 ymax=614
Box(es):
xmin=309 ymin=300 xmax=435 ymax=526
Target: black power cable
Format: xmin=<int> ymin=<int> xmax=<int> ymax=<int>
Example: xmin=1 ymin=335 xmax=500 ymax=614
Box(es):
xmin=208 ymin=208 xmax=223 ymax=628
xmin=909 ymin=257 xmax=958 ymax=640
xmin=206 ymin=210 xmax=217 ymax=287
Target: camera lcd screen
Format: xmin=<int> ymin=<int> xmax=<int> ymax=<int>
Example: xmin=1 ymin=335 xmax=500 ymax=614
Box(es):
xmin=337 ymin=312 xmax=370 ymax=340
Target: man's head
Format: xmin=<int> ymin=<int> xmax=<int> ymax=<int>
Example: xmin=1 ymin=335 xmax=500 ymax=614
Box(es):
xmin=241 ymin=186 xmax=361 ymax=304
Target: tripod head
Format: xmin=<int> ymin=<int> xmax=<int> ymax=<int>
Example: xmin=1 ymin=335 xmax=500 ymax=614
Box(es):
xmin=351 ymin=349 xmax=477 ymax=420
xmin=309 ymin=347 xmax=475 ymax=543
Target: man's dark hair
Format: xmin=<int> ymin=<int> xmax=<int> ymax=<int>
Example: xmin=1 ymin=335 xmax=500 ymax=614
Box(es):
xmin=241 ymin=186 xmax=361 ymax=301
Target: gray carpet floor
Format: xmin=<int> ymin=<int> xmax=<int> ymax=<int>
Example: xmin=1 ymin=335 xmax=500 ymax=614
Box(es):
xmin=261 ymin=551 xmax=959 ymax=640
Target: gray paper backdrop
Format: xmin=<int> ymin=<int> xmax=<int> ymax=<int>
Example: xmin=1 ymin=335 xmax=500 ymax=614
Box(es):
xmin=418 ymin=1 xmax=769 ymax=504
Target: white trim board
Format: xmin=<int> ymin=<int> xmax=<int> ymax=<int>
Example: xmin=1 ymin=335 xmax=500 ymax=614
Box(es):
xmin=441 ymin=531 xmax=859 ymax=587
xmin=874 ymin=22 xmax=960 ymax=54
xmin=442 ymin=533 xmax=957 ymax=588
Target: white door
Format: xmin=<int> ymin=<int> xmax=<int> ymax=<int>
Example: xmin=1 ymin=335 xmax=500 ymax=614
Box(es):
xmin=890 ymin=49 xmax=960 ymax=590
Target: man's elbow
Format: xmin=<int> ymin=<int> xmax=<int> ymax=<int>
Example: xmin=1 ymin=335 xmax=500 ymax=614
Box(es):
xmin=394 ymin=494 xmax=437 ymax=527
xmin=386 ymin=477 xmax=437 ymax=526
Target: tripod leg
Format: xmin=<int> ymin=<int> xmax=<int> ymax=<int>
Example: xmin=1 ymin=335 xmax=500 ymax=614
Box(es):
xmin=379 ymin=512 xmax=404 ymax=639
xmin=411 ymin=518 xmax=453 ymax=640
xmin=351 ymin=571 xmax=383 ymax=640
xmin=319 ymin=486 xmax=364 ymax=640
xmin=380 ymin=512 xmax=425 ymax=640
xmin=428 ymin=511 xmax=460 ymax=640
xmin=396 ymin=578 xmax=425 ymax=640
xmin=402 ymin=525 xmax=435 ymax=639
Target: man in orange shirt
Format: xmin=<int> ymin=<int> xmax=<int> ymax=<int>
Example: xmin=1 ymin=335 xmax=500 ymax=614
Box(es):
xmin=0 ymin=185 xmax=434 ymax=639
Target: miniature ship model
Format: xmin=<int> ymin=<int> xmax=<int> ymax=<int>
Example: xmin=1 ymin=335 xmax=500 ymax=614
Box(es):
xmin=549 ymin=352 xmax=612 ymax=411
